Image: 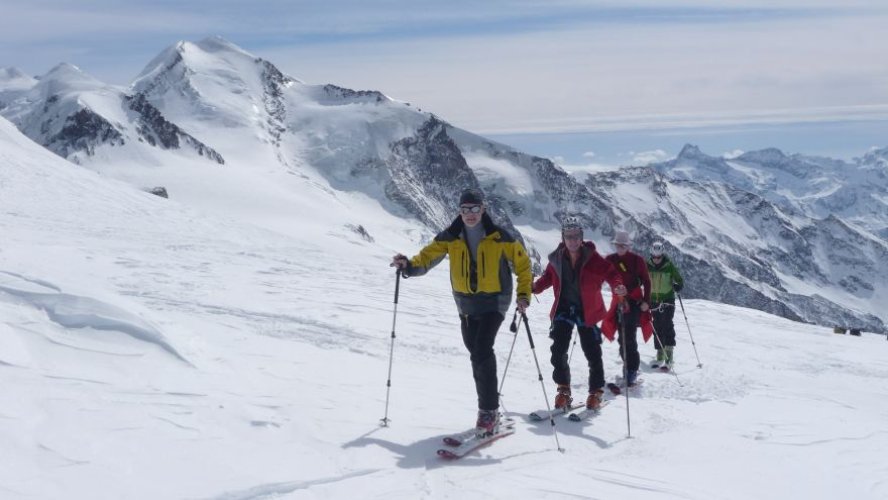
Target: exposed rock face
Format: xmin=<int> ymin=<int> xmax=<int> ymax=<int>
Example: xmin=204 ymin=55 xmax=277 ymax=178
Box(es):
xmin=126 ymin=93 xmax=224 ymax=164
xmin=47 ymin=108 xmax=124 ymax=157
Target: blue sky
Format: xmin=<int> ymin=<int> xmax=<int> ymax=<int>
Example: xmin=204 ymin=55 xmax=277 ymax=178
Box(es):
xmin=2 ymin=0 xmax=887 ymax=165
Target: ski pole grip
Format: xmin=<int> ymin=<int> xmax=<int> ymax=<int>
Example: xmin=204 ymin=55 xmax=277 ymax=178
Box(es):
xmin=394 ymin=268 xmax=401 ymax=304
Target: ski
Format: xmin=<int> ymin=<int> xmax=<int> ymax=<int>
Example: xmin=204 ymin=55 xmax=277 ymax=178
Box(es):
xmin=607 ymin=378 xmax=644 ymax=395
xmin=442 ymin=418 xmax=515 ymax=447
xmin=437 ymin=425 xmax=516 ymax=459
xmin=567 ymin=400 xmax=611 ymax=422
xmin=528 ymin=403 xmax=584 ymax=421
xmin=651 ymin=359 xmax=673 ymax=372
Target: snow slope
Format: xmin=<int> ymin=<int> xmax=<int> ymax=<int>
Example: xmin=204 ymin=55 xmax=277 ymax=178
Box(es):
xmin=2 ymin=115 xmax=888 ymax=499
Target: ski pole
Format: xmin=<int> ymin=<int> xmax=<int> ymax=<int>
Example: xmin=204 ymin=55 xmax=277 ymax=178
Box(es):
xmin=497 ymin=309 xmax=522 ymax=413
xmin=675 ymin=292 xmax=703 ymax=368
xmin=567 ymin=329 xmax=578 ymax=365
xmin=618 ymin=306 xmax=632 ymax=438
xmin=520 ymin=312 xmax=564 ymax=453
xmin=380 ymin=269 xmax=403 ymax=426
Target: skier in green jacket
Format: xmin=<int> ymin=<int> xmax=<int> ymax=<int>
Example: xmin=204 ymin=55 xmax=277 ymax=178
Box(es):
xmin=647 ymin=241 xmax=684 ymax=369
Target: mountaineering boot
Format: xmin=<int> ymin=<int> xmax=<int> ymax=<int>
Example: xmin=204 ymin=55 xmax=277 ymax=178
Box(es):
xmin=586 ymin=389 xmax=604 ymax=410
xmin=554 ymin=384 xmax=573 ymax=410
xmin=665 ymin=346 xmax=675 ymax=369
xmin=475 ymin=409 xmax=500 ymax=437
xmin=651 ymin=348 xmax=665 ymax=368
xmin=626 ymin=370 xmax=639 ymax=386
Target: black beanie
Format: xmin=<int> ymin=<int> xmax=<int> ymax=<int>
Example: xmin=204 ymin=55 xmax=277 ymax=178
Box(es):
xmin=459 ymin=188 xmax=484 ymax=205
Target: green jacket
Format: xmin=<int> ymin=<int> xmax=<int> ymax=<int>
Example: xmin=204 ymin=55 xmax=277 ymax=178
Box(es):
xmin=647 ymin=255 xmax=683 ymax=303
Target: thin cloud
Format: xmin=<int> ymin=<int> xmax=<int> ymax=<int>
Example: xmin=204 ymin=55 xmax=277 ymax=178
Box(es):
xmin=630 ymin=150 xmax=671 ymax=165
xmin=2 ymin=1 xmax=887 ymax=136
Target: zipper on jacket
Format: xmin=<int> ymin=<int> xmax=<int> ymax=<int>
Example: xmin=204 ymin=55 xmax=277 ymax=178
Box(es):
xmin=480 ymin=248 xmax=486 ymax=279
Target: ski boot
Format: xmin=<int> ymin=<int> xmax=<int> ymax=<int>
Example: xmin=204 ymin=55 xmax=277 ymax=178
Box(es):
xmin=626 ymin=370 xmax=639 ymax=387
xmin=475 ymin=409 xmax=500 ymax=437
xmin=651 ymin=348 xmax=666 ymax=369
xmin=554 ymin=384 xmax=573 ymax=410
xmin=664 ymin=346 xmax=675 ymax=370
xmin=586 ymin=389 xmax=604 ymax=410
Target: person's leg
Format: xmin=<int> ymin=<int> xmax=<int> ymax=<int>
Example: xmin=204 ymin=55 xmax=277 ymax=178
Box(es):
xmin=460 ymin=312 xmax=504 ymax=411
xmin=662 ymin=302 xmax=677 ymax=347
xmin=578 ymin=325 xmax=604 ymax=391
xmin=617 ymin=304 xmax=641 ymax=374
xmin=617 ymin=304 xmax=641 ymax=372
xmin=652 ymin=306 xmax=666 ymax=351
xmin=549 ymin=320 xmax=574 ymax=386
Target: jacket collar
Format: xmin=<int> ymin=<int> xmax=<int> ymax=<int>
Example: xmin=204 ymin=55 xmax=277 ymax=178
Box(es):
xmin=548 ymin=240 xmax=597 ymax=266
xmin=446 ymin=212 xmax=497 ymax=239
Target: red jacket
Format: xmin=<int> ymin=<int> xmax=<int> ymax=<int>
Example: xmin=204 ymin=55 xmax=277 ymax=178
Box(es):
xmin=600 ymin=287 xmax=654 ymax=342
xmin=602 ymin=250 xmax=653 ymax=342
xmin=532 ymin=242 xmax=623 ymax=325
xmin=605 ymin=251 xmax=651 ymax=304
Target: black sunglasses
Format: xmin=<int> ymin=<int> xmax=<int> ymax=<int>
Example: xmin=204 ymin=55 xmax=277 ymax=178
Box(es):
xmin=459 ymin=205 xmax=482 ymax=214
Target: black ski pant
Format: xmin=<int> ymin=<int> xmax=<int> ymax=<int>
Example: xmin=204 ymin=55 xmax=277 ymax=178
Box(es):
xmin=549 ymin=319 xmax=605 ymax=392
xmin=460 ymin=311 xmax=504 ymax=411
xmin=652 ymin=301 xmax=676 ymax=349
xmin=616 ymin=302 xmax=641 ymax=373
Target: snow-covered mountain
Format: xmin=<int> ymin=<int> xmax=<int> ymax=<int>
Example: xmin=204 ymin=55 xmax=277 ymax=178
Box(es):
xmin=3 ymin=113 xmax=888 ymax=499
xmin=1 ymin=36 xmax=885 ymax=333
xmin=656 ymin=144 xmax=888 ymax=238
xmin=581 ymin=166 xmax=887 ymax=333
xmin=0 ymin=62 xmax=222 ymax=165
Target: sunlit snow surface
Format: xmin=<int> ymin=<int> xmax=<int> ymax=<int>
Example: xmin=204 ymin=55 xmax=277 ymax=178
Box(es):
xmin=2 ymin=115 xmax=888 ymax=499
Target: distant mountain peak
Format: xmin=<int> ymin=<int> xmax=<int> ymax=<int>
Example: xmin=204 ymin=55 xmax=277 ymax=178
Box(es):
xmin=736 ymin=147 xmax=788 ymax=164
xmin=677 ymin=144 xmax=706 ymax=159
xmin=190 ymin=36 xmax=252 ymax=57
xmin=1 ymin=67 xmax=30 ymax=80
xmin=860 ymin=146 xmax=888 ymax=166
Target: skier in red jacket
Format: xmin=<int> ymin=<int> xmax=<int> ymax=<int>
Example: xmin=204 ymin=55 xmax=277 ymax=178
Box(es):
xmin=532 ymin=217 xmax=626 ymax=410
xmin=605 ymin=230 xmax=651 ymax=386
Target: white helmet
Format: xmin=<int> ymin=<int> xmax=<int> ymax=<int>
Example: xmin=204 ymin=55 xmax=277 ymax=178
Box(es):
xmin=651 ymin=241 xmax=665 ymax=256
xmin=561 ymin=216 xmax=583 ymax=233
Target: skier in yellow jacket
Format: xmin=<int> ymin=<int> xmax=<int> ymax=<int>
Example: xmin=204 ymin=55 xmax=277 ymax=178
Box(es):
xmin=392 ymin=188 xmax=532 ymax=436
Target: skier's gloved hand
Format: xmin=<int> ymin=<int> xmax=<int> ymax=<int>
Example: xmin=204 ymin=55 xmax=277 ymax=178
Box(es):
xmin=673 ymin=282 xmax=683 ymax=293
xmin=640 ymin=301 xmax=650 ymax=312
xmin=391 ymin=254 xmax=409 ymax=270
xmin=516 ymin=298 xmax=530 ymax=314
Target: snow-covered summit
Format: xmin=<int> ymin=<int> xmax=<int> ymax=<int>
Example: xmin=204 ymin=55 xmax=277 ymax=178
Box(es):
xmin=0 ymin=58 xmax=223 ymax=165
xmin=2 ymin=37 xmax=886 ymax=333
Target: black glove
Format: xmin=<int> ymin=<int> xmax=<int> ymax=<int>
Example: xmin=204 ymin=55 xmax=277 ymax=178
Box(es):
xmin=673 ymin=282 xmax=683 ymax=293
